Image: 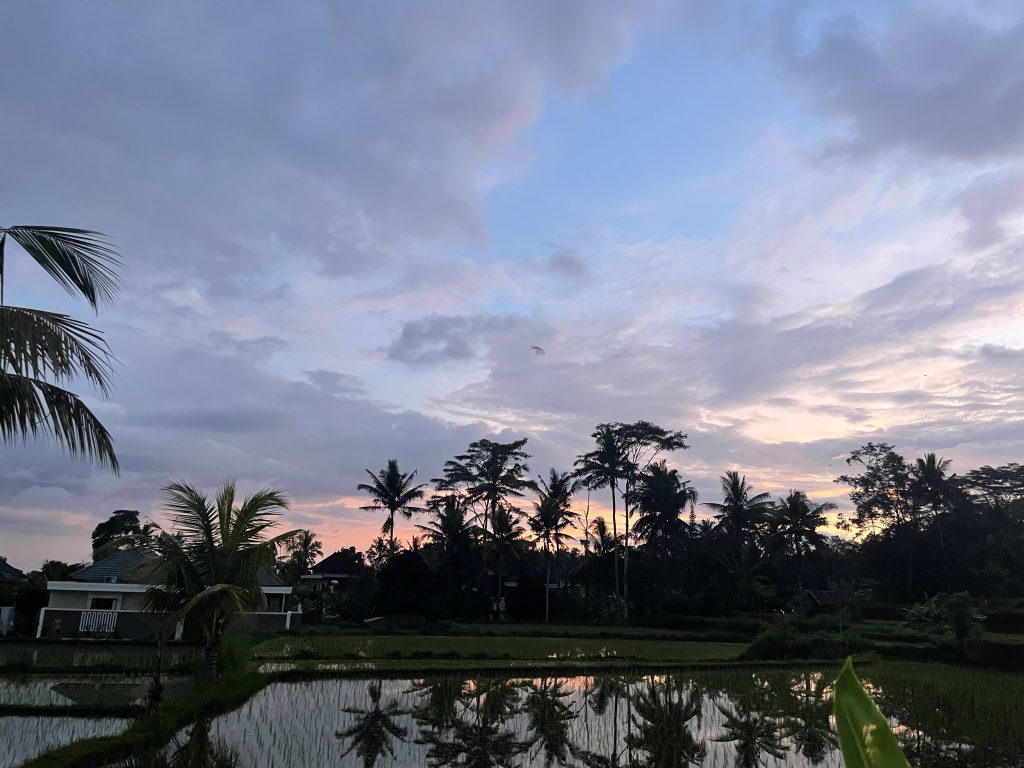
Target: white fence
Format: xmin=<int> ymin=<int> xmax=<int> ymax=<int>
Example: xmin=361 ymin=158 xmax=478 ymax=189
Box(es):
xmin=78 ymin=610 xmax=118 ymax=633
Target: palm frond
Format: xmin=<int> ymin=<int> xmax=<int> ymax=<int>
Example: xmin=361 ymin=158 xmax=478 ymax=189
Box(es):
xmin=162 ymin=481 xmax=219 ymax=547
xmin=0 ymin=371 xmax=118 ymax=471
xmin=3 ymin=226 xmax=121 ymax=309
xmin=0 ymin=305 xmax=115 ymax=392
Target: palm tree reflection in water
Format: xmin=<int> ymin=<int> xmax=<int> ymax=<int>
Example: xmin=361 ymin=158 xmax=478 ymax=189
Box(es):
xmin=336 ymin=681 xmax=409 ymax=768
xmin=192 ymin=667 xmax=1017 ymax=768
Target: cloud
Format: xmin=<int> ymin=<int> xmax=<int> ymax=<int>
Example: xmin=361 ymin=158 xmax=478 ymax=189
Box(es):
xmin=779 ymin=5 xmax=1024 ymax=160
xmin=386 ymin=314 xmax=549 ymax=366
xmin=955 ymin=167 xmax=1024 ymax=249
xmin=545 ymin=246 xmax=590 ymax=278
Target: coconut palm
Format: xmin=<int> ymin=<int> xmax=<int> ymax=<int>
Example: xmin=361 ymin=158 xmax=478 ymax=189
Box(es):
xmin=419 ymin=679 xmax=525 ymax=768
xmin=574 ymin=424 xmax=630 ymax=606
xmin=337 ymin=680 xmax=409 ymax=768
xmin=913 ymin=453 xmax=954 ymax=511
xmin=625 ymin=679 xmax=706 ymax=767
xmin=781 ymin=673 xmax=837 ymax=765
xmin=528 ymin=469 xmax=579 ymax=623
xmin=285 ymin=529 xmax=323 ymax=572
xmin=617 ymin=422 xmax=688 ymax=617
xmin=588 ymin=517 xmax=616 ymax=556
xmin=358 ymin=459 xmax=427 ymax=557
xmin=713 ymin=702 xmax=787 ymax=768
xmin=417 ymin=495 xmax=475 ymax=556
xmin=144 ymin=480 xmax=298 ymax=673
xmin=766 ymin=491 xmax=834 ymax=593
xmin=0 ymin=225 xmax=122 ymax=471
xmin=632 ymin=462 xmax=698 ymax=555
xmin=523 ymin=677 xmax=576 ymax=767
xmin=704 ymin=471 xmax=774 ymax=549
xmin=435 ymin=438 xmax=534 ymax=537
xmin=484 ymin=503 xmax=527 ymax=600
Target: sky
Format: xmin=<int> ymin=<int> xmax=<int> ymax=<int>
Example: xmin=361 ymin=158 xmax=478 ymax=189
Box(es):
xmin=3 ymin=0 xmax=1024 ymax=570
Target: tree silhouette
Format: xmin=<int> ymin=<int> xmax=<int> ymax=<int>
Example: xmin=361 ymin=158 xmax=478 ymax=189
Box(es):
xmin=625 ymin=679 xmax=706 ymax=767
xmin=336 ymin=680 xmax=410 ymax=768
xmin=144 ymin=480 xmax=297 ymax=673
xmin=632 ymin=462 xmax=698 ymax=556
xmin=523 ymin=677 xmax=577 ymax=766
xmin=436 ymin=438 xmax=534 ymax=539
xmin=0 ymin=225 xmax=122 ymax=470
xmin=358 ymin=459 xmax=427 ymax=557
xmin=765 ymin=491 xmax=834 ymax=594
xmin=528 ymin=469 xmax=579 ymax=622
xmin=575 ymin=425 xmax=630 ymax=611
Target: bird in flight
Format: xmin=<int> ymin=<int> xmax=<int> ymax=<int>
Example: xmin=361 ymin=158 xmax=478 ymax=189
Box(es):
xmin=530 ymin=346 xmax=545 ymax=356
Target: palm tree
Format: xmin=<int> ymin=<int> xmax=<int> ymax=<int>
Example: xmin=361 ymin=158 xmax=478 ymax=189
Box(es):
xmin=416 ymin=495 xmax=475 ymax=556
xmin=419 ymin=678 xmax=525 ymax=768
xmin=574 ymin=424 xmax=629 ymax=608
xmin=285 ymin=529 xmax=323 ymax=572
xmin=358 ymin=459 xmax=427 ymax=557
xmin=914 ymin=453 xmax=954 ymax=511
xmin=625 ymin=679 xmax=706 ymax=767
xmin=484 ymin=503 xmax=526 ymax=600
xmin=523 ymin=677 xmax=576 ymax=767
xmin=435 ymin=438 xmax=534 ymax=538
xmin=781 ymin=672 xmax=837 ymax=765
xmin=713 ymin=702 xmax=788 ymax=768
xmin=704 ymin=471 xmax=774 ymax=549
xmin=766 ymin=491 xmax=834 ymax=593
xmin=336 ymin=680 xmax=409 ymax=768
xmin=0 ymin=225 xmax=122 ymax=470
xmin=588 ymin=517 xmax=616 ymax=556
xmin=144 ymin=481 xmax=298 ymax=673
xmin=632 ymin=462 xmax=698 ymax=555
xmin=617 ymin=422 xmax=689 ymax=618
xmin=528 ymin=469 xmax=579 ymax=623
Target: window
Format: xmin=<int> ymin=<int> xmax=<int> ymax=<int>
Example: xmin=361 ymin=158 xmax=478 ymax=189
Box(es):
xmin=89 ymin=597 xmax=118 ymax=610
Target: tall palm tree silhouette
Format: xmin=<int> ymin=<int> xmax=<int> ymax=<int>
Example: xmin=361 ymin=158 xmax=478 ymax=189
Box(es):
xmin=358 ymin=459 xmax=427 ymax=557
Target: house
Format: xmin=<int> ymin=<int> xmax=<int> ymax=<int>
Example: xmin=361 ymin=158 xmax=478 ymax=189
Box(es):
xmin=300 ymin=548 xmax=364 ymax=592
xmin=0 ymin=558 xmax=25 ymax=583
xmin=37 ymin=549 xmax=299 ymax=640
xmin=805 ymin=589 xmax=851 ymax=614
xmin=0 ymin=558 xmax=25 ymax=635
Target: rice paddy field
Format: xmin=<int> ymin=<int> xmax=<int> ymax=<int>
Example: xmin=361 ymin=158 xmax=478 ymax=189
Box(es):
xmin=5 ymin=633 xmax=1024 ymax=767
xmin=1 ymin=715 xmax=131 ymax=768
xmin=77 ymin=662 xmax=1024 ymax=768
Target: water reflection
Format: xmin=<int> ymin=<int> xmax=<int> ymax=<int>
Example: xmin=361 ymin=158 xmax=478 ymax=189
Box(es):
xmin=193 ymin=666 xmax=1023 ymax=767
xmin=336 ymin=681 xmax=409 ymax=768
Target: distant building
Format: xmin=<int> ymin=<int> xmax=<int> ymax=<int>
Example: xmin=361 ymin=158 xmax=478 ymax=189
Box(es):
xmin=0 ymin=559 xmax=26 ymax=583
xmin=301 ymin=549 xmax=364 ymax=592
xmin=805 ymin=589 xmax=851 ymax=614
xmin=37 ymin=549 xmax=298 ymax=640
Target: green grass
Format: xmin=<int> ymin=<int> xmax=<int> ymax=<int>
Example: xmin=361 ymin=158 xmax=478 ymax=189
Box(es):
xmin=251 ymin=634 xmax=745 ymax=666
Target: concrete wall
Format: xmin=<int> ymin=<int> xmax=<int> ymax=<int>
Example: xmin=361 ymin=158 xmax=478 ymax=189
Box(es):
xmin=47 ymin=591 xmax=89 ymax=609
xmin=47 ymin=590 xmax=148 ymax=610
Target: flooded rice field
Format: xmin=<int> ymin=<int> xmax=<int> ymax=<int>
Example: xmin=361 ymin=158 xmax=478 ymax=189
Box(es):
xmin=6 ymin=663 xmax=1023 ymax=767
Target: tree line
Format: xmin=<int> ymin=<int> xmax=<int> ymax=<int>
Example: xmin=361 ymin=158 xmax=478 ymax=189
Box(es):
xmin=287 ymin=427 xmax=1024 ymax=624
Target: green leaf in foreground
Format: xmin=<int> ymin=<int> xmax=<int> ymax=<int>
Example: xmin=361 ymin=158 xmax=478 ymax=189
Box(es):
xmin=833 ymin=657 xmax=910 ymax=768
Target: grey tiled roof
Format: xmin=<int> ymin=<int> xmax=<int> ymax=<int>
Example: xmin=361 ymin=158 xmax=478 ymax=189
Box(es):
xmin=68 ymin=549 xmax=287 ymax=589
xmin=257 ymin=568 xmax=286 ymax=587
xmin=310 ymin=551 xmax=362 ymax=576
xmin=72 ymin=549 xmax=156 ymax=583
xmin=0 ymin=558 xmax=26 ymax=582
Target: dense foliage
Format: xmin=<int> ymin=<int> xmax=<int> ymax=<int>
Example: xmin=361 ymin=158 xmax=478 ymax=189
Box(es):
xmin=285 ymin=431 xmax=1024 ymax=625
